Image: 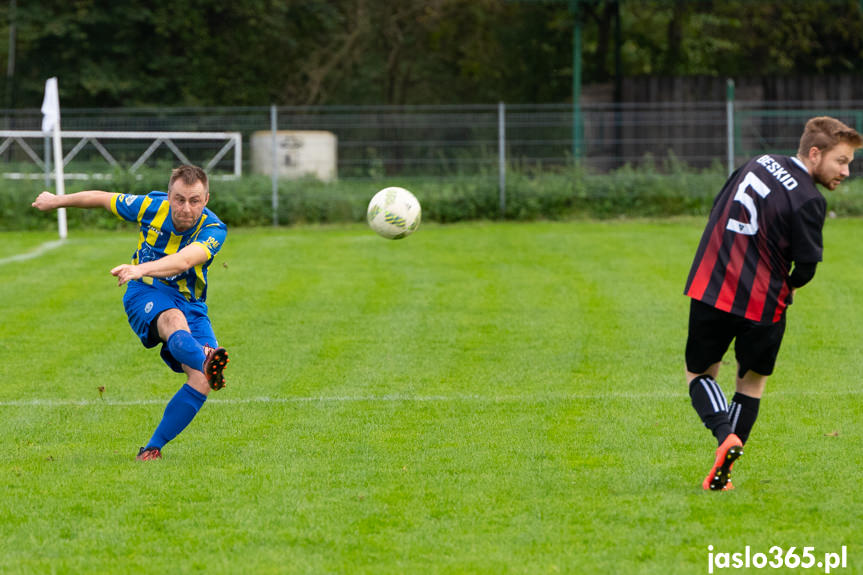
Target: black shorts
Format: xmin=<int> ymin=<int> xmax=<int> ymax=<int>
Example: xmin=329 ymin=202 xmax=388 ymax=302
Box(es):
xmin=685 ymin=298 xmax=786 ymax=378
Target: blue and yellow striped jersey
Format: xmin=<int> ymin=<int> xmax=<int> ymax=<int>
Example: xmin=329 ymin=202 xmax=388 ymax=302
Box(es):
xmin=109 ymin=191 xmax=227 ymax=302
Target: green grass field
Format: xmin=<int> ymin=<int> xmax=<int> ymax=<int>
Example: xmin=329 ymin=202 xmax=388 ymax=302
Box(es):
xmin=1 ymin=220 xmax=861 ymax=574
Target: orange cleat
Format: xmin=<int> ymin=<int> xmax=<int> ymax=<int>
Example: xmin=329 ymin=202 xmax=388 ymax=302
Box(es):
xmin=203 ymin=347 xmax=230 ymax=390
xmin=703 ymin=433 xmax=743 ymax=491
xmin=136 ymin=446 xmax=162 ymax=461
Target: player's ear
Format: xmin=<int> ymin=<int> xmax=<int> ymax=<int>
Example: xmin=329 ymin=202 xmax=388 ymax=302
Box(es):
xmin=808 ymin=146 xmax=822 ymax=165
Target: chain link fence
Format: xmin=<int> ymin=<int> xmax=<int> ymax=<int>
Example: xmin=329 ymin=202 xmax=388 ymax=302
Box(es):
xmin=2 ymin=101 xmax=863 ymax=180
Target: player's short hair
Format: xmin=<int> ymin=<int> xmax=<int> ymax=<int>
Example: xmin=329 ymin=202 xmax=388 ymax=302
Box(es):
xmin=798 ymin=116 xmax=863 ymax=156
xmin=168 ymin=164 xmax=209 ymax=195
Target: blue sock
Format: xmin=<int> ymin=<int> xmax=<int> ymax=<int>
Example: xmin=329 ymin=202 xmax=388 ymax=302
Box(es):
xmin=166 ymin=330 xmax=207 ymax=372
xmin=145 ymin=384 xmax=207 ymax=449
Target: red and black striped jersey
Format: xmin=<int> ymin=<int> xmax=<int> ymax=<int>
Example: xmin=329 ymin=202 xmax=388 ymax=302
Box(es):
xmin=685 ymin=154 xmax=826 ymax=324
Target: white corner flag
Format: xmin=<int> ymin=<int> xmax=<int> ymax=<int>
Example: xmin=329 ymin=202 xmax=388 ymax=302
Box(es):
xmin=41 ymin=77 xmax=67 ymax=240
xmin=41 ymin=78 xmax=59 ymax=133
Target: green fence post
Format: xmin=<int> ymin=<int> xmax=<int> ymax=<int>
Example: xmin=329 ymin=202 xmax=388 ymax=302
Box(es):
xmin=726 ymin=78 xmax=735 ymax=176
xmin=570 ymin=0 xmax=583 ymax=161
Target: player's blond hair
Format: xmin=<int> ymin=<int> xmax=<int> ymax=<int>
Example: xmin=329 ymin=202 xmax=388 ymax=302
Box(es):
xmin=798 ymin=116 xmax=863 ymax=156
xmin=168 ymin=164 xmax=209 ymax=194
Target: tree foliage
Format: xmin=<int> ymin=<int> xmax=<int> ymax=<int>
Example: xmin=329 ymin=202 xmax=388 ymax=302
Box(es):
xmin=1 ymin=0 xmax=862 ymax=108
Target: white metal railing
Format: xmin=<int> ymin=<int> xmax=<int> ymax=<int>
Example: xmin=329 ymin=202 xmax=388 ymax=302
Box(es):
xmin=0 ymin=130 xmax=242 ymax=178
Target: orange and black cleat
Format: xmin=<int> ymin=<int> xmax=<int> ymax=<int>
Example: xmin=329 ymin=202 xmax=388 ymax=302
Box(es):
xmin=703 ymin=433 xmax=743 ymax=491
xmin=203 ymin=347 xmax=230 ymax=390
xmin=136 ymin=446 xmax=162 ymax=461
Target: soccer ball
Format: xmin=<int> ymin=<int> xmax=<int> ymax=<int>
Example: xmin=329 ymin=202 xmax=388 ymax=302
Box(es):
xmin=366 ymin=187 xmax=422 ymax=240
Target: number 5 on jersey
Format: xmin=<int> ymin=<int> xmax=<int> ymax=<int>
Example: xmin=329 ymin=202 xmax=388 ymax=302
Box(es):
xmin=726 ymin=172 xmax=771 ymax=236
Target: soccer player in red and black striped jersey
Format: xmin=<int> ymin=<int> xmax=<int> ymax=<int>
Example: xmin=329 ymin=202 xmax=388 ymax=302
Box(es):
xmin=684 ymin=117 xmax=862 ymax=491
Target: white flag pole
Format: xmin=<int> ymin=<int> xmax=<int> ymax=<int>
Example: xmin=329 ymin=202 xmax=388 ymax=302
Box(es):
xmin=41 ymin=77 xmax=66 ymax=240
xmin=52 ymin=112 xmax=67 ymax=240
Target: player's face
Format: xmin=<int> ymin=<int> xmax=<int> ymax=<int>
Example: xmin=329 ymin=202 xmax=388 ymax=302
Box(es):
xmin=812 ymin=142 xmax=856 ymax=190
xmin=168 ymin=180 xmax=209 ymax=232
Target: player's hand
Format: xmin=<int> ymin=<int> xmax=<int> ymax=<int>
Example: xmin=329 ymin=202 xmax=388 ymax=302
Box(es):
xmin=32 ymin=191 xmax=59 ymax=211
xmin=111 ymin=264 xmax=143 ymax=286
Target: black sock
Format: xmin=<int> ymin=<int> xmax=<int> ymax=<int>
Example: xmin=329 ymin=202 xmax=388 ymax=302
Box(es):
xmin=689 ymin=375 xmax=732 ymax=445
xmin=728 ymin=392 xmax=760 ymax=444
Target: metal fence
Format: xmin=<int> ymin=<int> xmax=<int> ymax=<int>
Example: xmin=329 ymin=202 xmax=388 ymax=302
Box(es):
xmin=2 ymin=101 xmax=863 ymax=181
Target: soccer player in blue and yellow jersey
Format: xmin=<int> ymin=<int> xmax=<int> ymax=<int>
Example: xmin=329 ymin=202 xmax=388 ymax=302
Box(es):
xmin=684 ymin=118 xmax=862 ymax=490
xmin=32 ymin=164 xmax=230 ymax=461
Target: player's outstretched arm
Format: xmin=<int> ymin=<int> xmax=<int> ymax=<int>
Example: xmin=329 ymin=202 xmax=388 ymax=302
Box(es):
xmin=111 ymin=244 xmax=210 ymax=286
xmin=32 ymin=190 xmax=113 ymax=212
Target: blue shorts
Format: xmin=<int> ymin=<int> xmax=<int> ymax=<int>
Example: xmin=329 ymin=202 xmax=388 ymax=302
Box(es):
xmin=123 ymin=280 xmax=218 ymax=373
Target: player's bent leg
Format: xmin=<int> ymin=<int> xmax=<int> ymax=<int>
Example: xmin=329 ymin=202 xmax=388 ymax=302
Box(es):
xmin=165 ymin=330 xmax=207 ymax=372
xmin=156 ymin=309 xmax=229 ymax=385
xmin=157 ymin=307 xmax=229 ymax=390
xmin=157 ymin=308 xmax=206 ymax=372
xmin=136 ymin=310 xmax=228 ymax=459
